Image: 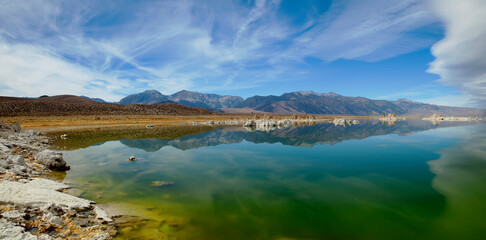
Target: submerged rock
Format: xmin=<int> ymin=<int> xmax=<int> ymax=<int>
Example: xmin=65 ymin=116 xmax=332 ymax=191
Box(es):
xmin=151 ymin=181 xmax=174 ymax=187
xmin=35 ymin=150 xmax=70 ymax=171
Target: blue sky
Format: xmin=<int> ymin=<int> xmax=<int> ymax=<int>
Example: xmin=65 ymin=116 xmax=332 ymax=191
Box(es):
xmin=0 ymin=0 xmax=484 ymax=107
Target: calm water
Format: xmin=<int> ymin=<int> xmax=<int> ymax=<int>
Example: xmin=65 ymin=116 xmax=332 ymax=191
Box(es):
xmin=51 ymin=120 xmax=486 ymax=240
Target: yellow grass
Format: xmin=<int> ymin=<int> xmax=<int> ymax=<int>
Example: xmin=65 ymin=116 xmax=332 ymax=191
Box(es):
xmin=0 ymin=114 xmax=402 ymax=132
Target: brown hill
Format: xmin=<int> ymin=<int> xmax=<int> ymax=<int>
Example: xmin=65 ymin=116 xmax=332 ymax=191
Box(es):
xmin=37 ymin=95 xmax=102 ymax=104
xmin=0 ymin=96 xmax=218 ymax=116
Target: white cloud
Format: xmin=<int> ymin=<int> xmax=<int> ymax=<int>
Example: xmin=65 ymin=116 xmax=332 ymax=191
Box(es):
xmin=0 ymin=42 xmax=128 ymax=101
xmin=415 ymin=94 xmax=472 ymax=107
xmin=428 ymin=0 xmax=486 ymax=107
xmin=375 ymin=83 xmax=475 ymax=107
xmin=0 ymin=0 xmax=444 ymax=101
xmin=291 ymin=0 xmax=438 ymax=62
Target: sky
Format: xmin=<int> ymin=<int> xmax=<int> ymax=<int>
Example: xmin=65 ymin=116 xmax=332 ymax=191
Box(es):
xmin=0 ymin=0 xmax=484 ymax=107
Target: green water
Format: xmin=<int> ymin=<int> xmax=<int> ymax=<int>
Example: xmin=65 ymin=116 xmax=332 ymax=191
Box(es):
xmin=54 ymin=120 xmax=486 ymax=240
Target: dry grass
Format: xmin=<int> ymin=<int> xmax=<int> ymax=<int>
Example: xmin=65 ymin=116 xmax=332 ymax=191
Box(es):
xmin=0 ymin=114 xmax=390 ymax=132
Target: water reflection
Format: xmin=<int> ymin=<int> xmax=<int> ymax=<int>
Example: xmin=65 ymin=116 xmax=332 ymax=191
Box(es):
xmin=118 ymin=120 xmax=478 ymax=152
xmin=50 ymin=120 xmax=479 ymax=152
xmin=427 ymin=126 xmax=486 ymax=239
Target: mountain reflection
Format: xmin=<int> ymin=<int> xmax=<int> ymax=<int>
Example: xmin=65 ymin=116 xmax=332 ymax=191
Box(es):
xmin=119 ymin=120 xmax=480 ymax=152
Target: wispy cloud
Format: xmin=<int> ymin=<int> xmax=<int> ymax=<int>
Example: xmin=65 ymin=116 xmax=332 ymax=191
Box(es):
xmin=0 ymin=0 xmax=440 ymax=101
xmin=0 ymin=41 xmax=130 ymax=101
xmin=287 ymin=0 xmax=438 ymax=62
xmin=375 ymin=83 xmax=475 ymax=107
xmin=376 ymin=84 xmax=444 ymax=99
xmin=428 ymin=0 xmax=486 ymax=108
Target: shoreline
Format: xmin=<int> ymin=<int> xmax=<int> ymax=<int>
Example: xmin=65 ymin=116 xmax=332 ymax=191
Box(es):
xmin=0 ymin=122 xmax=116 ymax=239
xmin=0 ymin=114 xmax=427 ymax=133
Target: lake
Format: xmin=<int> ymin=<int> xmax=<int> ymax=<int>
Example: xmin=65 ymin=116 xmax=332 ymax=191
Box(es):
xmin=49 ymin=119 xmax=486 ymax=240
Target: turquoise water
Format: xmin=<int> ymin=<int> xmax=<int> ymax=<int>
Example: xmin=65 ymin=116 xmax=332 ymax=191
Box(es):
xmin=56 ymin=120 xmax=486 ymax=240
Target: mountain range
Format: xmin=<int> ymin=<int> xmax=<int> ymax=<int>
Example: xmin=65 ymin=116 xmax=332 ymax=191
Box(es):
xmin=116 ymin=90 xmax=485 ymax=116
xmin=118 ymin=90 xmax=244 ymax=109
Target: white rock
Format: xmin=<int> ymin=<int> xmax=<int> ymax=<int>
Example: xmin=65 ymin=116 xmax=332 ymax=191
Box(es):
xmin=42 ymin=212 xmax=63 ymax=227
xmin=94 ymin=206 xmax=112 ymax=223
xmin=0 ymin=178 xmax=92 ymax=210
xmin=12 ymin=165 xmax=30 ymax=177
xmin=35 ymin=150 xmax=70 ymax=170
xmin=244 ymin=120 xmax=256 ymax=127
xmin=8 ymin=155 xmax=25 ymax=165
xmin=0 ymin=219 xmax=38 ymax=240
xmin=0 ymin=143 xmax=8 ymax=152
xmin=1 ymin=210 xmax=23 ymax=219
xmin=0 ymin=161 xmax=10 ymax=169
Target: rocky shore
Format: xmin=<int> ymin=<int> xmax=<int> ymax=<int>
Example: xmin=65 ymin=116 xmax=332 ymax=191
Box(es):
xmin=0 ymin=122 xmax=115 ymax=240
xmin=193 ymin=118 xmax=335 ymax=131
xmin=422 ymin=113 xmax=484 ymax=122
xmin=332 ymin=118 xmax=360 ymax=127
xmin=189 ymin=117 xmax=365 ymax=131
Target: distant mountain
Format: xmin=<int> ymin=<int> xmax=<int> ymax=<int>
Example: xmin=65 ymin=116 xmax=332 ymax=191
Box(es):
xmin=168 ymin=90 xmax=243 ymax=109
xmin=237 ymin=91 xmax=407 ymax=115
xmin=236 ymin=91 xmax=485 ymax=116
xmin=119 ymin=90 xmax=168 ymax=105
xmin=81 ymin=96 xmax=107 ymax=103
xmin=119 ymin=90 xmax=243 ymax=109
xmin=392 ymin=98 xmax=484 ymax=116
xmin=115 ymin=89 xmax=485 ymax=116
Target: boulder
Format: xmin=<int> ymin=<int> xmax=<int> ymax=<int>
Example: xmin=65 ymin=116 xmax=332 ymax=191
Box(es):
xmin=0 ymin=121 xmax=11 ymax=131
xmin=12 ymin=165 xmax=30 ymax=177
xmin=10 ymin=123 xmax=21 ymax=132
xmin=1 ymin=210 xmax=23 ymax=219
xmin=22 ymin=130 xmax=38 ymax=137
xmin=0 ymin=143 xmax=9 ymax=152
xmin=243 ymin=120 xmax=256 ymax=127
xmin=35 ymin=150 xmax=70 ymax=171
xmin=7 ymin=155 xmax=25 ymax=165
xmin=277 ymin=119 xmax=292 ymax=128
xmin=42 ymin=212 xmax=63 ymax=227
xmin=0 ymin=219 xmax=38 ymax=240
xmin=0 ymin=160 xmax=10 ymax=170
